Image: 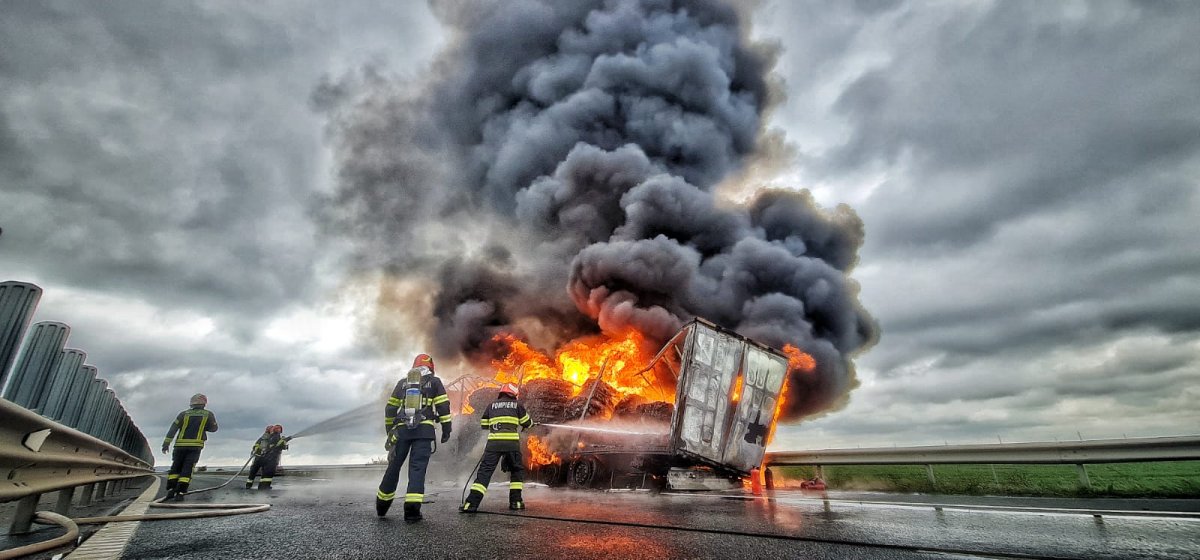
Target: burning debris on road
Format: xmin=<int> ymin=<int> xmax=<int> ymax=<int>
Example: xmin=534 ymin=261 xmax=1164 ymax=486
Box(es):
xmin=322 ymin=0 xmax=879 ymax=480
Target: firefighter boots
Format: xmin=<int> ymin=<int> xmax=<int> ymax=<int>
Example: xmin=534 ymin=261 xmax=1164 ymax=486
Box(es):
xmin=375 ymin=497 xmax=392 ymax=517
xmin=403 ymin=502 xmax=423 ymax=523
xmin=259 ymin=481 xmax=272 ymax=490
xmin=509 ymin=489 xmax=525 ymax=510
xmin=460 ymin=489 xmax=484 ymax=513
xmin=245 ymin=480 xmax=253 ymax=489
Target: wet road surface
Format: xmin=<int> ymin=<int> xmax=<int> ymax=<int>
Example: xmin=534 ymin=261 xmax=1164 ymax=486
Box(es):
xmin=118 ymin=468 xmax=1199 ymax=559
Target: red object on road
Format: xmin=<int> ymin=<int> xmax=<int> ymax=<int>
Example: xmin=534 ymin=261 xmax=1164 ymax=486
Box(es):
xmin=800 ymin=478 xmax=827 ymax=490
xmin=750 ymin=468 xmax=763 ymax=495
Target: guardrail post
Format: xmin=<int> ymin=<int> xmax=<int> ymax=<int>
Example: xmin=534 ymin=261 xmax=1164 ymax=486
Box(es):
xmin=1076 ymin=464 xmax=1091 ymax=489
xmin=54 ymin=486 xmax=75 ymax=515
xmin=79 ymin=483 xmax=96 ymax=506
xmin=2 ymin=321 xmax=69 ymax=408
xmin=78 ymin=378 xmax=108 ymax=435
xmin=925 ymin=464 xmax=937 ymax=487
xmin=63 ymin=365 xmax=98 ymax=428
xmin=38 ymin=348 xmax=86 ymax=418
xmin=0 ymin=281 xmax=42 ymax=390
xmin=8 ymin=493 xmax=40 ymax=534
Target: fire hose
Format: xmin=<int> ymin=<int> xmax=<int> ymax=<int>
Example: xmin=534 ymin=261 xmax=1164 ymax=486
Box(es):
xmin=0 ymin=455 xmax=270 ymax=560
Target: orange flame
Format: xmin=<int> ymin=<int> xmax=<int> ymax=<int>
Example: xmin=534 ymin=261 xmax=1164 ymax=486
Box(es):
xmin=526 ymin=435 xmax=560 ymax=467
xmin=783 ymin=343 xmax=816 ymax=374
xmin=730 ymin=375 xmax=743 ymax=403
xmin=489 ymin=330 xmax=663 ymax=399
xmin=767 ymin=344 xmax=816 ymax=444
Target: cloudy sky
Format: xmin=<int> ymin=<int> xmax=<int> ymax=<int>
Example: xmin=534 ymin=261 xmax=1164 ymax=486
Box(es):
xmin=2 ymin=0 xmax=1197 ymax=464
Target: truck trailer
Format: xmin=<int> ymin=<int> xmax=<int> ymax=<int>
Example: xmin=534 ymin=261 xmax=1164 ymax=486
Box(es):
xmin=524 ymin=318 xmax=790 ymax=490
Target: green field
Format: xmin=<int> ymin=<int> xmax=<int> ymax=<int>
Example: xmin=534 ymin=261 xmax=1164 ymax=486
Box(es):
xmin=772 ymin=461 xmax=1200 ymax=498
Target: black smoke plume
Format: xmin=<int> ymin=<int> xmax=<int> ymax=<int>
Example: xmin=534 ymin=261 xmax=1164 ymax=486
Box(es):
xmin=319 ymin=0 xmax=879 ymax=420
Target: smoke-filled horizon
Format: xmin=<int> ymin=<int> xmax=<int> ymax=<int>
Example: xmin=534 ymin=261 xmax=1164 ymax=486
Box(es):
xmin=320 ymin=0 xmax=879 ymax=421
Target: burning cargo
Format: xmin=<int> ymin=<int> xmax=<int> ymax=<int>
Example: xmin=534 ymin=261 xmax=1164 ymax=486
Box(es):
xmin=454 ymin=318 xmax=794 ymax=490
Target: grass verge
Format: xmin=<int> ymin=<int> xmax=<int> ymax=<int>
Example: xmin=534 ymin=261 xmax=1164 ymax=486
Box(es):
xmin=771 ymin=461 xmax=1200 ymax=498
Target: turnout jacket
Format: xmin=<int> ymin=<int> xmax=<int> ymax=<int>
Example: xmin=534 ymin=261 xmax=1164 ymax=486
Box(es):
xmin=252 ymin=433 xmax=288 ymax=460
xmin=384 ymin=372 xmax=451 ymax=441
xmin=480 ymin=396 xmax=532 ymax=451
xmin=163 ymin=406 xmax=218 ymax=448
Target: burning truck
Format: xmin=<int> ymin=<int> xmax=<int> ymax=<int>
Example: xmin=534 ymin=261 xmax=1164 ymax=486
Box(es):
xmin=449 ymin=318 xmax=801 ymax=490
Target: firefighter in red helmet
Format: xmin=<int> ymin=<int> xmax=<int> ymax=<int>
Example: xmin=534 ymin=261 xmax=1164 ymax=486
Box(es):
xmin=376 ymin=353 xmax=451 ymax=522
xmin=246 ymin=424 xmax=290 ymax=489
xmin=461 ymin=382 xmax=532 ymax=512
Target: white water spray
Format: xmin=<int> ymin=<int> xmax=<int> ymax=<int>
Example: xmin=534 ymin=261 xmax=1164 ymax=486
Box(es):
xmin=539 ymin=423 xmax=663 ymax=437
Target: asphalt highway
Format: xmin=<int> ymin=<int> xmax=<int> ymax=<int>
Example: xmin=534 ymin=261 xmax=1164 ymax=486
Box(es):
xmin=112 ymin=468 xmax=1198 ymax=559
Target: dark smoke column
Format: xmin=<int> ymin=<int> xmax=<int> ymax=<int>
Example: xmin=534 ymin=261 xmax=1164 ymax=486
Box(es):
xmin=320 ymin=0 xmax=879 ymax=420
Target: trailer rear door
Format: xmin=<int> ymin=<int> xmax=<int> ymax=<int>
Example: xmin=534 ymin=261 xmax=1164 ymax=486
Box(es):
xmin=720 ymin=345 xmax=788 ymax=472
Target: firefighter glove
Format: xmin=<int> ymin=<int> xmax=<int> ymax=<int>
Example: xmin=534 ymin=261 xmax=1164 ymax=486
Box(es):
xmin=384 ymin=433 xmax=395 ymax=452
xmin=440 ymin=424 xmax=452 ymax=444
xmin=161 ymin=443 xmax=170 ymax=454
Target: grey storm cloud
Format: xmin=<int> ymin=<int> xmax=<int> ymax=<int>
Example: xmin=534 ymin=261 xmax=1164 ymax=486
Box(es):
xmin=321 ymin=0 xmax=879 ymax=420
xmin=758 ymin=0 xmax=1200 ymax=446
xmin=0 ymin=1 xmax=442 ymax=462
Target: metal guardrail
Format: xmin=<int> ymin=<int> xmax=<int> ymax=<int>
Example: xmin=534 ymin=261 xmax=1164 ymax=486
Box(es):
xmin=0 ymin=281 xmax=153 ymax=463
xmin=1 ymin=280 xmax=157 ymax=534
xmin=1 ymin=398 xmax=154 ymax=533
xmin=765 ymin=436 xmax=1200 ymax=466
xmin=0 ymin=398 xmax=152 ymax=502
xmin=766 ymin=436 xmax=1200 ymax=489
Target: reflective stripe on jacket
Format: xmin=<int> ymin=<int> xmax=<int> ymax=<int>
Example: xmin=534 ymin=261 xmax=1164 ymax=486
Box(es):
xmin=164 ymin=407 xmax=218 ymax=448
xmin=480 ymin=396 xmax=532 ymax=442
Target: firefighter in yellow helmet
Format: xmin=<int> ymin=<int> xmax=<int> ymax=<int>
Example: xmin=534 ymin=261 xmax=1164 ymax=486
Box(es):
xmin=461 ymin=382 xmax=532 ymax=512
xmin=376 ymin=354 xmax=451 ymax=522
xmin=162 ymin=393 xmax=218 ymax=501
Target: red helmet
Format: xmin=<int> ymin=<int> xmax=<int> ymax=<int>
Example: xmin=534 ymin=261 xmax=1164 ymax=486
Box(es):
xmin=271 ymin=425 xmax=283 ymax=434
xmin=499 ymin=383 xmax=519 ymax=398
xmin=413 ymin=353 xmax=435 ymax=372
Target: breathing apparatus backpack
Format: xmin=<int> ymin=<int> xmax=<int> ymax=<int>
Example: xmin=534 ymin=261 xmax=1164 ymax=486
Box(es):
xmin=399 ymin=366 xmax=432 ymax=429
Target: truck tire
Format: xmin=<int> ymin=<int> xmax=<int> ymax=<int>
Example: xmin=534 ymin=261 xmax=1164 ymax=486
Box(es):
xmin=568 ymin=456 xmax=606 ymax=489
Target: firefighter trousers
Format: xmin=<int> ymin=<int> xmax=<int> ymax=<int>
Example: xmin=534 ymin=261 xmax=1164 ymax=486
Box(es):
xmin=376 ymin=438 xmax=432 ymax=505
xmin=247 ymin=455 xmax=280 ymax=488
xmin=166 ymin=447 xmax=203 ymax=493
xmin=465 ymin=448 xmax=524 ymax=507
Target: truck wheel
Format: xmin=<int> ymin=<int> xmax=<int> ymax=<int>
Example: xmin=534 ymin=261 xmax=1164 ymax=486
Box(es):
xmin=536 ymin=463 xmax=564 ymax=486
xmin=568 ymin=457 xmax=604 ymax=488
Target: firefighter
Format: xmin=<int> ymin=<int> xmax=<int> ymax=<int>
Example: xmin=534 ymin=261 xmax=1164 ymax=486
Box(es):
xmin=376 ymin=353 xmax=451 ymax=522
xmin=246 ymin=424 xmax=290 ymax=489
xmin=461 ymin=382 xmax=533 ymax=512
xmin=161 ymin=393 xmax=218 ymax=501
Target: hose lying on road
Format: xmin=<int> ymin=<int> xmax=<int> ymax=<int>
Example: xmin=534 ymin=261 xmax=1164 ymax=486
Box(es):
xmin=0 ymin=512 xmax=78 ymax=560
xmin=0 ymin=460 xmax=269 ymax=560
xmin=152 ymin=454 xmax=256 ymax=503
